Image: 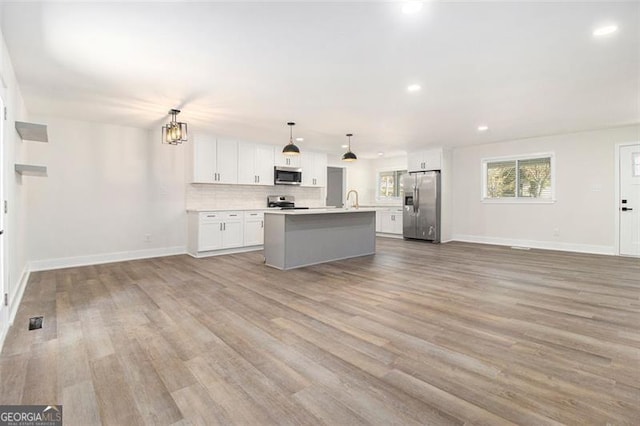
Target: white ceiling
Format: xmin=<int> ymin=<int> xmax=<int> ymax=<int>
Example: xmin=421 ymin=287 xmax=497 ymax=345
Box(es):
xmin=1 ymin=1 xmax=638 ymax=158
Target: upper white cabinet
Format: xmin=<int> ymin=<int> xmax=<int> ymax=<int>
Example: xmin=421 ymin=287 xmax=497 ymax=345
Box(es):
xmin=192 ymin=135 xmax=238 ymax=184
xmin=301 ymin=151 xmax=327 ymax=187
xmin=408 ymin=148 xmax=442 ymax=172
xmin=237 ymin=142 xmax=275 ymax=186
xmin=275 ymin=151 xmax=301 ymax=168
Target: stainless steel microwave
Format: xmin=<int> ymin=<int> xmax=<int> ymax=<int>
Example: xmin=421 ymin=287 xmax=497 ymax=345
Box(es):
xmin=274 ymin=166 xmax=302 ymax=185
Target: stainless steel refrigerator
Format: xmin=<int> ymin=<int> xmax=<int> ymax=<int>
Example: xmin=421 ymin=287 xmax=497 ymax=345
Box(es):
xmin=401 ymin=171 xmax=441 ymax=242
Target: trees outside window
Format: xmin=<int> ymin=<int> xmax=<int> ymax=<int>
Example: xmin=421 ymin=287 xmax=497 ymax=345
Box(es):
xmin=483 ymin=155 xmax=553 ymax=201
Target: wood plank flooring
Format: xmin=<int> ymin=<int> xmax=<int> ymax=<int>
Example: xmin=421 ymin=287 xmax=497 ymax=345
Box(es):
xmin=1 ymin=239 xmax=639 ymax=425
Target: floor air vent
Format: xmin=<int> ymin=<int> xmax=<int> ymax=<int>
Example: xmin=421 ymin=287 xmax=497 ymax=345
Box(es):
xmin=28 ymin=316 xmax=43 ymax=330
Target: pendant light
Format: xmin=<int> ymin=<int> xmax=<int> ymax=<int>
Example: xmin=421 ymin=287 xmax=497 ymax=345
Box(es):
xmin=282 ymin=122 xmax=300 ymax=155
xmin=342 ymin=133 xmax=357 ymax=162
xmin=162 ymin=109 xmax=188 ymax=145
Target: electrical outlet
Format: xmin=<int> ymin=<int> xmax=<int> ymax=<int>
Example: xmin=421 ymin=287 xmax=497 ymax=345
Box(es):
xmin=553 ymin=228 xmax=560 ymax=237
xmin=144 ymin=234 xmax=152 ymax=243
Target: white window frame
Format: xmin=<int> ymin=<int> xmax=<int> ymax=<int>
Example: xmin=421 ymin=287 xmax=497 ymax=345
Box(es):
xmin=481 ymin=152 xmax=556 ymax=203
xmin=375 ymin=168 xmax=406 ymax=203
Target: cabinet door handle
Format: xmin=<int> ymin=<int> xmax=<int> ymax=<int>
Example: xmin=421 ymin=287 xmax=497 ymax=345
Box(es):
xmin=261 ymin=220 xmax=264 ymax=228
xmin=258 ymin=176 xmax=260 ymax=183
xmin=219 ymin=223 xmax=223 ymax=231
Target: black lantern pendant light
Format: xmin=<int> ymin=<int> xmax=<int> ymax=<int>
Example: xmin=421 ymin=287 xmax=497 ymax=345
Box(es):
xmin=342 ymin=133 xmax=357 ymax=162
xmin=162 ymin=109 xmax=188 ymax=145
xmin=282 ymin=122 xmax=300 ymax=155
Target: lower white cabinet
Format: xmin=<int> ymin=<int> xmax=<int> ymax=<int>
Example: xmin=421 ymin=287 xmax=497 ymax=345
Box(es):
xmin=188 ymin=210 xmax=267 ymax=257
xmin=244 ymin=211 xmax=265 ymax=246
xmin=190 ymin=211 xmax=244 ymax=254
xmin=376 ymin=208 xmax=403 ymax=235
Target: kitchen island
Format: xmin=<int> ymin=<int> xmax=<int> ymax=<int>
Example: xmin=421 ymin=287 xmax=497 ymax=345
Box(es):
xmin=264 ymin=208 xmax=376 ymax=270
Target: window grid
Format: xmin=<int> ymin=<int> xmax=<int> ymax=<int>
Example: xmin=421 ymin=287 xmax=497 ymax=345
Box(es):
xmin=483 ymin=154 xmax=553 ymax=201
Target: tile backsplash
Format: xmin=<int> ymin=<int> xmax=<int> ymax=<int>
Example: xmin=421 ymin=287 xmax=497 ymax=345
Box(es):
xmin=186 ymin=184 xmax=325 ymax=210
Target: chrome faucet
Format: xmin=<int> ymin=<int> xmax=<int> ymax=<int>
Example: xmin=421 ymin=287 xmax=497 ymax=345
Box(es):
xmin=346 ymin=190 xmax=359 ymax=209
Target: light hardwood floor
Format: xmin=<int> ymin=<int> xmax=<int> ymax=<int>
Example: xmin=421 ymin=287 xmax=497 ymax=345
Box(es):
xmin=1 ymin=239 xmax=639 ymax=425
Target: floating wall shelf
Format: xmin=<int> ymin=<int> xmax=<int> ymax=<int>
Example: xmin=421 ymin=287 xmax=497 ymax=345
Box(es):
xmin=15 ymin=164 xmax=48 ymax=177
xmin=15 ymin=121 xmax=48 ymax=142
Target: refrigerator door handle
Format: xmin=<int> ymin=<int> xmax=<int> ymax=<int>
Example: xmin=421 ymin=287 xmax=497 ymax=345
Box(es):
xmin=414 ymin=187 xmax=419 ymax=213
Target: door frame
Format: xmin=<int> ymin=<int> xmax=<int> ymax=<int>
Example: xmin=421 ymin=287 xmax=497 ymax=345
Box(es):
xmin=0 ymin=92 xmax=6 ymax=334
xmin=614 ymin=141 xmax=640 ymax=256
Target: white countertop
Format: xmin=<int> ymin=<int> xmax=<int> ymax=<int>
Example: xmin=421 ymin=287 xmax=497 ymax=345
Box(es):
xmin=187 ymin=206 xmax=340 ymax=213
xmin=264 ymin=208 xmax=377 ymax=216
xmin=187 ymin=208 xmax=279 ymax=213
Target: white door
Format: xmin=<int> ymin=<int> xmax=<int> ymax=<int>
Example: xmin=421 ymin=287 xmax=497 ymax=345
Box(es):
xmin=222 ymin=220 xmax=244 ymax=248
xmin=620 ymin=144 xmax=640 ymax=256
xmin=244 ymin=218 xmax=264 ymax=246
xmin=193 ymin=135 xmax=217 ymax=183
xmin=254 ymin=144 xmax=274 ymax=186
xmin=199 ymin=221 xmax=223 ymax=251
xmin=237 ymin=142 xmax=256 ymax=185
xmin=216 ymin=139 xmax=238 ymax=184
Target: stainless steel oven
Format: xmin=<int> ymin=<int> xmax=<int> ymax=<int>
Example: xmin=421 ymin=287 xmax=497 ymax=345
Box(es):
xmin=274 ymin=166 xmax=302 ymax=185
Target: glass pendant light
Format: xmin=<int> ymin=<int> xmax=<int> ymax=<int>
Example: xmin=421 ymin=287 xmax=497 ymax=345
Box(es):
xmin=342 ymin=133 xmax=357 ymax=161
xmin=282 ymin=122 xmax=300 ymax=155
xmin=162 ymin=109 xmax=188 ymax=145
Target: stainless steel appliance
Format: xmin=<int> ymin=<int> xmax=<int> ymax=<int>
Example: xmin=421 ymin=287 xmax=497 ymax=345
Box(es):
xmin=267 ymin=195 xmax=309 ymax=210
xmin=401 ymin=171 xmax=440 ymax=242
xmin=274 ymin=166 xmax=302 ymax=185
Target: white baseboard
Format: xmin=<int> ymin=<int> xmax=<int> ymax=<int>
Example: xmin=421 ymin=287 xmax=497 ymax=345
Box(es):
xmin=451 ymin=234 xmax=615 ymax=255
xmin=188 ymin=245 xmax=263 ymax=258
xmin=376 ymin=233 xmax=403 ymax=239
xmin=28 ymin=246 xmax=187 ymax=272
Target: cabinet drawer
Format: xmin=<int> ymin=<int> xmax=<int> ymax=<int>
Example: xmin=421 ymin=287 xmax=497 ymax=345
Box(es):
xmin=245 ymin=211 xmax=264 ymax=219
xmin=199 ymin=212 xmax=222 ymax=223
xmin=221 ymin=211 xmax=244 ymax=220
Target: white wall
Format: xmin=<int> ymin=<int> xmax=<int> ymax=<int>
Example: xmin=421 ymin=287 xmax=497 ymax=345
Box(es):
xmin=451 ymin=125 xmax=640 ymax=254
xmin=25 ymin=117 xmax=187 ymax=270
xmin=0 ymin=20 xmax=30 ymax=348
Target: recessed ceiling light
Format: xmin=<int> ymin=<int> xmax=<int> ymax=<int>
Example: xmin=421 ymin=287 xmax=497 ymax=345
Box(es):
xmin=296 ymin=137 xmax=304 ymax=142
xmin=477 ymin=125 xmax=489 ymax=132
xmin=341 ymin=144 xmax=349 ymax=148
xmin=402 ymin=1 xmax=423 ymax=14
xmin=407 ymin=84 xmax=421 ymax=92
xmin=378 ymin=152 xmax=384 ymax=156
xmin=593 ymin=25 xmax=618 ymax=37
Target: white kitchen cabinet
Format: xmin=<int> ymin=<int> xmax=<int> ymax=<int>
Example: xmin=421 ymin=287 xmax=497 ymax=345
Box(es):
xmin=238 ymin=142 xmax=275 ymax=186
xmin=192 ymin=135 xmax=238 ymax=184
xmin=244 ymin=211 xmax=265 ymax=246
xmin=275 ymin=151 xmax=301 ymax=168
xmin=198 ymin=212 xmax=224 ymax=251
xmin=195 ymin=211 xmax=244 ymax=252
xmin=408 ymin=148 xmax=442 ymax=172
xmin=301 ymin=151 xmax=327 ymax=187
xmin=376 ymin=208 xmax=403 ymax=235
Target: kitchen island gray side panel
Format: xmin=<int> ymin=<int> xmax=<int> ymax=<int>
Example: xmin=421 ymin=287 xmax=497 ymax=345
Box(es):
xmin=264 ymin=213 xmax=286 ymax=269
xmin=283 ymin=211 xmax=375 ymax=269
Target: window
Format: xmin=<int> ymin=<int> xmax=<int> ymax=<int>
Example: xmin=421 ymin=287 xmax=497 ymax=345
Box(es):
xmin=377 ymin=169 xmax=407 ymax=200
xmin=482 ymin=154 xmax=554 ymax=202
xmin=633 ymin=152 xmax=640 ymax=177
